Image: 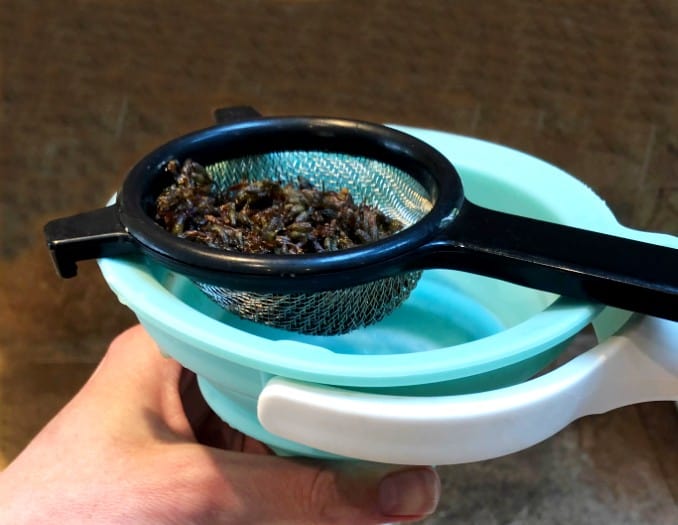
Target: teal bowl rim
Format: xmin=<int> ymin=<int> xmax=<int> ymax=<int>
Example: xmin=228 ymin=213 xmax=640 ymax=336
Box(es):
xmin=97 ymin=128 xmax=638 ymax=388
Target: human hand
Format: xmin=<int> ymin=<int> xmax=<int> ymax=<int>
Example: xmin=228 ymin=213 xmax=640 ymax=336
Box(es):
xmin=0 ymin=325 xmax=440 ymax=524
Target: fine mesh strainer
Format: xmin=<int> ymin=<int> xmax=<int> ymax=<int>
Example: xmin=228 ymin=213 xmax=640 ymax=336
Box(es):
xmin=44 ymin=107 xmax=678 ymax=334
xmin=196 ymin=150 xmax=425 ymax=334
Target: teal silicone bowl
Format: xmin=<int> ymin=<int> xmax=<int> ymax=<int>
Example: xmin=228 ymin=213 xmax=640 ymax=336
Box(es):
xmin=97 ymin=127 xmax=662 ymax=454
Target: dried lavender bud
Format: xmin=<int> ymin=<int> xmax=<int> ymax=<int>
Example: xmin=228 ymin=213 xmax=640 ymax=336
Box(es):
xmin=155 ymin=159 xmax=404 ymax=254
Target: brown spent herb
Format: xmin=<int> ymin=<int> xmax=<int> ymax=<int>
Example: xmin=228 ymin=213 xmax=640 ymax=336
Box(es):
xmin=155 ymin=159 xmax=403 ymax=254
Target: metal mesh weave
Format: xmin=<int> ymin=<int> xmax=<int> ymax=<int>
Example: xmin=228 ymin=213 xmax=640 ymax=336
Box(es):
xmin=196 ymin=151 xmax=432 ymax=335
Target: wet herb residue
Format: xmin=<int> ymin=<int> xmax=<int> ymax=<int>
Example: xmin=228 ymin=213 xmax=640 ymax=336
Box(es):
xmin=154 ymin=159 xmax=403 ymax=254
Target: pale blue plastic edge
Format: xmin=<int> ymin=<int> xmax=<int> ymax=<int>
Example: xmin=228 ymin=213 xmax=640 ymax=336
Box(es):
xmin=97 ymin=129 xmax=675 ymax=387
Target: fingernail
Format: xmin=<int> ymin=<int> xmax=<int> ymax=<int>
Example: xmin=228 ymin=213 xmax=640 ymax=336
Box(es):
xmin=378 ymin=467 xmax=440 ymax=518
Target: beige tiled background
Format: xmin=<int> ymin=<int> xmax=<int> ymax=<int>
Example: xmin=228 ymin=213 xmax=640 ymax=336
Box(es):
xmin=1 ymin=1 xmax=676 ymax=523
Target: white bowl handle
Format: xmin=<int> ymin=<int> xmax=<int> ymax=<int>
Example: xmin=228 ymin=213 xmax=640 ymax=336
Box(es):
xmin=258 ymin=316 xmax=677 ymax=465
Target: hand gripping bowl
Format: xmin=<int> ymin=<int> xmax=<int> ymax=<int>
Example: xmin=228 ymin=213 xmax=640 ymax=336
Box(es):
xmin=44 ymin=109 xmax=678 ymax=464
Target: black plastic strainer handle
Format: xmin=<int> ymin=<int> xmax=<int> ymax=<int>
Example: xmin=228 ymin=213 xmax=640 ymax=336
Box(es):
xmin=43 ymin=107 xmax=678 ymax=324
xmin=411 ymin=200 xmax=678 ymax=321
xmin=44 ymin=180 xmax=678 ymax=322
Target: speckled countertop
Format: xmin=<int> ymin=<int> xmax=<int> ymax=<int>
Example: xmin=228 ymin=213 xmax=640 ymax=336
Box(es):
xmin=1 ymin=2 xmax=676 ymax=523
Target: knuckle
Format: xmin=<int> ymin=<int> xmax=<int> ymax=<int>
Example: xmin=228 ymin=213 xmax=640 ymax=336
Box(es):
xmin=306 ymin=466 xmax=341 ymax=519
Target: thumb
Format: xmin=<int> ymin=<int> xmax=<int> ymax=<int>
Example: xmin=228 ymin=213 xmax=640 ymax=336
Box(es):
xmin=210 ymin=452 xmax=440 ymax=524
